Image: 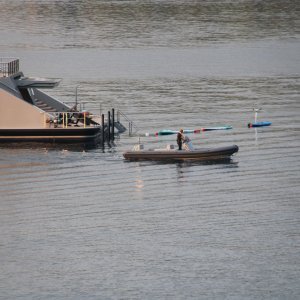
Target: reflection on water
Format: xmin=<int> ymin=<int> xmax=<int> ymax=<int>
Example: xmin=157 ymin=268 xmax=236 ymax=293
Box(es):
xmin=0 ymin=140 xmax=116 ymax=152
xmin=135 ymin=178 xmax=145 ymax=194
xmin=133 ymin=164 xmax=145 ymax=194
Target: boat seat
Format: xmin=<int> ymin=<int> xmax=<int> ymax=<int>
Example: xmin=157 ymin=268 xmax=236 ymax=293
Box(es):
xmin=133 ymin=144 xmax=144 ymax=151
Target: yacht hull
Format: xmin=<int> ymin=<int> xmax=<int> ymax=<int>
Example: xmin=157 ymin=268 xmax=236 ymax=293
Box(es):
xmin=0 ymin=127 xmax=101 ymax=143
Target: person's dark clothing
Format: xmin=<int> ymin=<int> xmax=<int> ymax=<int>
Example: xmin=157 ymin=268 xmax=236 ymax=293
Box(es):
xmin=177 ymin=132 xmax=183 ymax=150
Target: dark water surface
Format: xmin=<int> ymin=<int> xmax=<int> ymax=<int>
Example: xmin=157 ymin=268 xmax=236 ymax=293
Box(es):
xmin=0 ymin=1 xmax=300 ymax=299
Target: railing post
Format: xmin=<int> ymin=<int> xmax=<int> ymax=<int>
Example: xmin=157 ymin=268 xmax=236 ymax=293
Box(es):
xmin=117 ymin=110 xmax=120 ymax=123
xmin=129 ymin=121 xmax=132 ymax=136
xmin=108 ymin=111 xmax=111 ymax=141
xmin=101 ymin=114 xmax=105 ymax=148
xmin=62 ymin=113 xmax=65 ymax=128
xmin=112 ymin=108 xmax=115 ymax=141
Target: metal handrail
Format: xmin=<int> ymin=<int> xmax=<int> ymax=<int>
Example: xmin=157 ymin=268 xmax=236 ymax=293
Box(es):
xmin=117 ymin=110 xmax=139 ymax=136
xmin=0 ymin=58 xmax=19 ymax=77
xmin=44 ymin=111 xmax=100 ymax=129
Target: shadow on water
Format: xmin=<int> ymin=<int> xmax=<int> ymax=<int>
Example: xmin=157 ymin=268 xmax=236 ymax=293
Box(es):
xmin=0 ymin=141 xmax=117 ymax=152
xmin=124 ymin=158 xmax=239 ymax=167
xmin=175 ymin=158 xmax=239 ymax=167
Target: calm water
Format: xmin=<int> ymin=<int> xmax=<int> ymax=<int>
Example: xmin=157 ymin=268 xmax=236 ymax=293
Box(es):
xmin=0 ymin=0 xmax=300 ymax=299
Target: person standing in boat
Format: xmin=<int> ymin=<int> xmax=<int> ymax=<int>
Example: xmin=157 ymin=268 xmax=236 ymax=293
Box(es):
xmin=183 ymin=134 xmax=194 ymax=151
xmin=177 ymin=129 xmax=184 ymax=150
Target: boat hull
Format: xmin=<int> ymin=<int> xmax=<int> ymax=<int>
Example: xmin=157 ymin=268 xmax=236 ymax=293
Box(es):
xmin=0 ymin=127 xmax=101 ymax=143
xmin=248 ymin=121 xmax=272 ymax=128
xmin=123 ymin=145 xmax=239 ymax=161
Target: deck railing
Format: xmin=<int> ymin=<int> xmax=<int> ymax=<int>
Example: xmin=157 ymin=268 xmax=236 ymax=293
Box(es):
xmin=0 ymin=58 xmax=19 ymax=77
xmin=117 ymin=110 xmax=139 ymax=136
xmin=44 ymin=111 xmax=99 ymax=129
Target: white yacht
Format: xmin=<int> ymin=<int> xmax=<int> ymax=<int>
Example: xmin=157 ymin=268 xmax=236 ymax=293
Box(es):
xmin=0 ymin=58 xmax=121 ymax=144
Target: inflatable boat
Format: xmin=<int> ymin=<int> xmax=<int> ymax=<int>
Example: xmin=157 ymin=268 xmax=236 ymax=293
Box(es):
xmin=123 ymin=144 xmax=239 ymax=161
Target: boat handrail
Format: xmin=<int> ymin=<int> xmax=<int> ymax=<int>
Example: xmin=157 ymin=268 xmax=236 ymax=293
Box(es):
xmin=0 ymin=58 xmax=19 ymax=77
xmin=44 ymin=111 xmax=100 ymax=129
